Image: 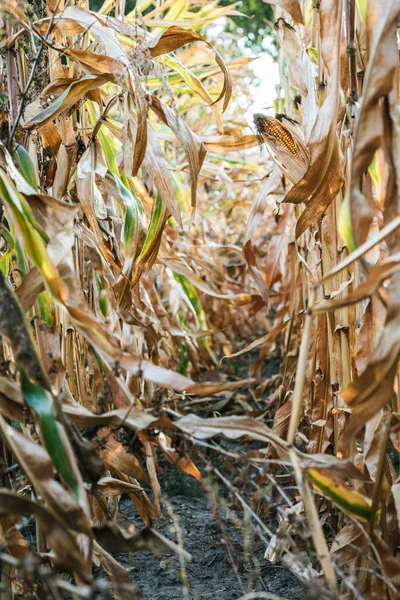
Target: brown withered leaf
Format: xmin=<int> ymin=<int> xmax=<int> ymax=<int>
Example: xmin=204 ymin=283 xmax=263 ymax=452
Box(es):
xmin=264 ymin=206 xmax=293 ymax=289
xmin=130 ymin=72 xmax=148 ymax=178
xmin=155 ymin=431 xmax=202 ymax=482
xmin=24 ymin=75 xmax=110 ymax=129
xmin=150 ymin=95 xmax=206 ymax=211
xmin=94 ymin=521 xmax=191 ymax=560
xmin=97 ymin=428 xmax=148 ymax=483
xmin=57 ymin=7 xmax=130 ymax=66
xmin=65 ymin=48 xmax=125 ymax=78
xmin=142 ymin=438 xmax=161 ymax=520
xmin=40 ymin=123 xmax=62 ymax=157
xmin=0 ymin=491 xmax=92 ymax=583
xmin=341 ymin=272 xmax=400 ymax=444
xmin=26 ymin=193 xmax=78 ymax=239
xmin=142 ymin=121 xmax=182 ymax=226
xmin=201 ymin=134 xmax=259 ymax=153
xmin=331 ymin=523 xmax=367 ymax=594
xmin=243 ymin=167 xmax=283 ymax=308
xmin=76 ymin=139 xmax=111 ymax=222
xmin=96 ymin=477 xmax=144 ymax=497
xmin=96 ymin=429 xmax=154 ymax=526
xmin=244 ymin=168 xmax=283 ymax=252
xmin=0 ymin=377 xmax=27 ymax=421
xmin=0 ymin=514 xmax=29 ymax=559
xmin=177 ymin=414 xmax=364 ymax=480
xmin=373 ymin=534 xmax=400 ymax=594
xmin=147 ymin=26 xmax=232 ymax=112
xmin=272 ymin=399 xmax=292 ymax=440
xmin=243 ymin=240 xmax=270 ymax=308
xmin=63 ymin=402 xmax=164 ymax=431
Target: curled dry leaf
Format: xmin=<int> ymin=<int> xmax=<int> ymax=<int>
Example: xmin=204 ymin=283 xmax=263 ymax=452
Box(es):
xmin=24 ymin=75 xmax=110 ymax=129
xmin=150 ymin=95 xmax=206 ymax=211
xmin=155 ymin=431 xmax=202 ymax=482
xmin=146 ymin=25 xmax=232 ymax=112
xmin=97 ymin=428 xmax=148 ymax=483
xmin=272 ymin=399 xmax=292 ymax=440
xmin=130 ymin=73 xmax=148 ymax=178
xmin=65 ymin=48 xmax=125 ymax=78
xmin=96 ymin=477 xmax=144 ymax=497
xmin=201 ymin=134 xmax=259 ymax=153
xmin=56 ymin=7 xmax=131 ymax=66
xmin=96 ymin=428 xmax=155 ymax=526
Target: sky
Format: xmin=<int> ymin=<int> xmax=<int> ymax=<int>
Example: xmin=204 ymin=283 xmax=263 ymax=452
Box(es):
xmin=244 ymin=51 xmax=280 ymax=125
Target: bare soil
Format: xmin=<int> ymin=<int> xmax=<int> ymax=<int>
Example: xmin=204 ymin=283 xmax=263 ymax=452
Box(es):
xmin=102 ymin=475 xmax=305 ymax=600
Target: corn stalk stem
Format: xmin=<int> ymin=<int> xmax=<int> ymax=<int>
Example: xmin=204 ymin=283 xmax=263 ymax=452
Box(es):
xmin=5 ymin=17 xmax=18 ymax=138
xmin=290 ymin=449 xmax=337 ymax=593
xmin=319 ymin=214 xmax=400 ymax=284
xmin=368 ymin=416 xmax=391 ymax=535
xmin=287 ymin=288 xmax=315 ymax=445
xmin=7 ymin=0 xmax=64 ymax=148
xmin=346 ymin=0 xmax=358 ymax=100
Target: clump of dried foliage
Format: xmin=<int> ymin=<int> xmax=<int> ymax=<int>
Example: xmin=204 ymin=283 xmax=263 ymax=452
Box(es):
xmin=0 ymin=0 xmax=399 ymax=598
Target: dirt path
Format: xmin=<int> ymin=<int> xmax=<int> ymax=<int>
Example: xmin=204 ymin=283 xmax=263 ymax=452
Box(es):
xmin=93 ymin=353 xmax=305 ymax=599
xmin=104 ymin=481 xmax=304 ymax=600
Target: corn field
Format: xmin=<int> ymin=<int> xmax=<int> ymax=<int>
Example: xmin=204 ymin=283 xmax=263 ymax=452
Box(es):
xmin=0 ymin=0 xmax=399 ymax=598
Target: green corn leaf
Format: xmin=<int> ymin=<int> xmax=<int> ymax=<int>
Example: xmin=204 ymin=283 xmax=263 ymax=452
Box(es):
xmin=338 ymin=194 xmax=357 ymax=252
xmin=13 ymin=145 xmax=38 ymax=191
xmin=37 ymin=291 xmax=55 ymax=327
xmin=114 ymin=174 xmax=141 ymax=255
xmin=137 ymin=192 xmax=165 ymax=263
xmin=19 ymin=368 xmax=80 ymax=501
xmin=308 ymin=468 xmax=379 ymax=523
xmin=0 ymin=170 xmax=66 ymax=300
xmin=356 ymin=0 xmax=368 ymax=22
